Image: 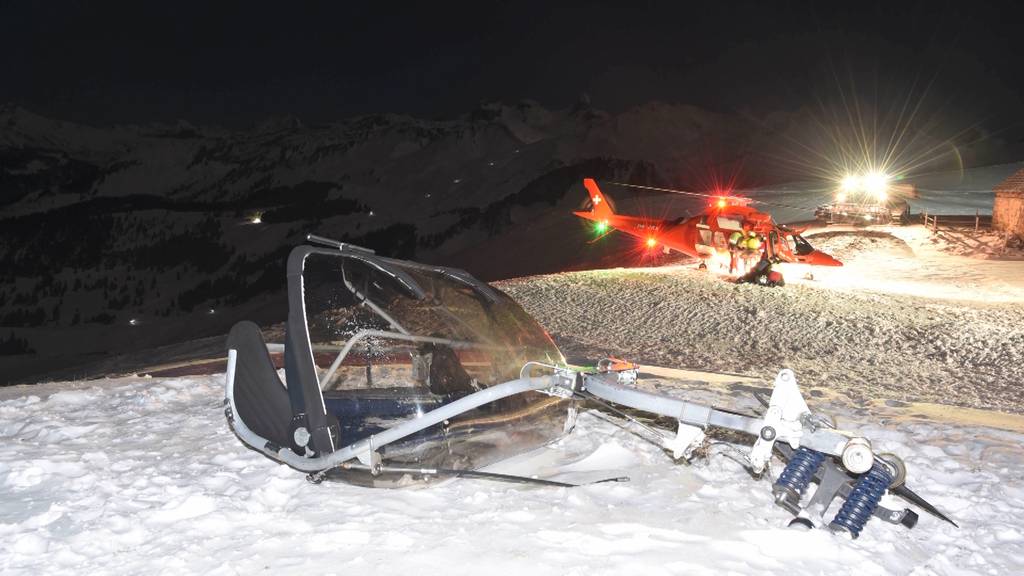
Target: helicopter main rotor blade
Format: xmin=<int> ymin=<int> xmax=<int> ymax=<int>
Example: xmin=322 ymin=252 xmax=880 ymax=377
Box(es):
xmin=607 ymin=181 xmax=820 ymax=214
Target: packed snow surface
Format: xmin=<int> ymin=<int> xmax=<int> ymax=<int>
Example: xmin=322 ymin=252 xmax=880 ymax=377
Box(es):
xmin=4 ymin=238 xmax=1024 ymax=574
xmin=501 ymin=228 xmax=1024 ymax=416
xmin=2 ymin=373 xmax=1023 ymax=575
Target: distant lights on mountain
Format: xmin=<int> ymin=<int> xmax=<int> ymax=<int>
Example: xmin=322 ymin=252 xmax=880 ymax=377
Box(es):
xmin=368 ymin=210 xmax=375 ymax=217
xmin=453 ymin=178 xmax=462 ymax=184
xmin=249 ymin=211 xmax=263 ymax=225
xmin=128 ymin=318 xmax=139 ymax=326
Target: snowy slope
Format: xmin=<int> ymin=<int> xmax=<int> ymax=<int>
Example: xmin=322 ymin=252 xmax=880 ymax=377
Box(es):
xmin=3 ymin=258 xmax=1024 ymax=574
xmin=499 ymin=239 xmax=1024 ymax=415
xmin=1 ymin=365 xmax=1022 ymax=574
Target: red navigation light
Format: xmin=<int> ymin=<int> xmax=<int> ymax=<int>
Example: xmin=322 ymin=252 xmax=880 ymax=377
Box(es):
xmin=717 ymin=198 xmax=727 ymax=209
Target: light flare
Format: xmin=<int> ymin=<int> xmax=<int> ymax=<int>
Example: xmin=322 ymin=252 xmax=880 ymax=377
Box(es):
xmin=863 ymin=171 xmax=889 ymax=198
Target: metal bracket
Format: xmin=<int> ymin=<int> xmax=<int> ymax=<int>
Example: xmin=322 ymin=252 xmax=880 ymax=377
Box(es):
xmin=802 ymin=458 xmax=850 ymax=523
xmin=665 ymin=422 xmax=706 ymax=460
xmin=748 ymin=369 xmax=809 ymax=473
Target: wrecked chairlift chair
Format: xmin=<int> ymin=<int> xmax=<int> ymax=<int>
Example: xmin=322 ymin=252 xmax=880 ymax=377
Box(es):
xmin=224 ymin=234 xmax=955 ymax=537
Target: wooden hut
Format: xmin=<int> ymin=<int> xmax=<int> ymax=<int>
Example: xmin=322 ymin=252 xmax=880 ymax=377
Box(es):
xmin=993 ymin=168 xmax=1024 ymax=239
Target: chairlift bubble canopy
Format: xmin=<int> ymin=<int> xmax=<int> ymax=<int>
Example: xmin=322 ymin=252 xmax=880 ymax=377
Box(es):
xmin=227 ymin=240 xmax=573 ymax=487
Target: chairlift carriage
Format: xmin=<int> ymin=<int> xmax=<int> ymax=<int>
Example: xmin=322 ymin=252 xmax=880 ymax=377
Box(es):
xmin=224 ymin=234 xmax=955 ymax=537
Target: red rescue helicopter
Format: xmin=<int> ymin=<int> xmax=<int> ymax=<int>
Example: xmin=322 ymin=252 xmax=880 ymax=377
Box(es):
xmin=573 ymin=179 xmax=842 ymax=271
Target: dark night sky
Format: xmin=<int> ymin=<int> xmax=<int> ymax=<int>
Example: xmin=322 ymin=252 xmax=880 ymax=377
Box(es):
xmin=1 ymin=0 xmax=1022 ymax=142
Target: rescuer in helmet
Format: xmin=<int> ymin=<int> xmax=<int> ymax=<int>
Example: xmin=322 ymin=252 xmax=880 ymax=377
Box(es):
xmin=728 ymin=231 xmax=744 ymax=274
xmin=742 ymin=230 xmax=762 ymax=272
xmin=740 ymin=250 xmax=785 ymax=287
xmin=745 ymin=230 xmax=762 ymax=250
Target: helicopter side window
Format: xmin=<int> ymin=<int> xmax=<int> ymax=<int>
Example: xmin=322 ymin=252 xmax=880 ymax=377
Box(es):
xmin=716 ymin=217 xmax=743 ymax=230
xmin=713 ymin=232 xmax=727 ymax=248
xmin=792 ymin=235 xmax=815 ymax=255
xmin=698 ymin=229 xmax=713 ymax=246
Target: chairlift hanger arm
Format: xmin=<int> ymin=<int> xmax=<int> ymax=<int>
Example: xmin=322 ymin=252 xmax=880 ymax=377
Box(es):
xmin=226 ymin=345 xmax=950 ymax=534
xmin=579 ymin=371 xmax=850 ymax=459
xmin=228 ymin=356 xmax=845 ymax=475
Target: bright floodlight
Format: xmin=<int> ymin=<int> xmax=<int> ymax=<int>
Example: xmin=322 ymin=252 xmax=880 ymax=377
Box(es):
xmin=863 ymin=172 xmax=889 ymax=198
xmin=840 ymin=175 xmax=860 ymax=193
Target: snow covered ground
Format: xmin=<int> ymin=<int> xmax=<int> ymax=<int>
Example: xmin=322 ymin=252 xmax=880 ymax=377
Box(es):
xmin=4 ymin=230 xmax=1024 ymax=574
xmin=500 ymin=231 xmax=1024 ymax=416
xmin=2 ymin=372 xmax=1023 ymax=575
xmin=798 ymin=225 xmax=1024 ymax=302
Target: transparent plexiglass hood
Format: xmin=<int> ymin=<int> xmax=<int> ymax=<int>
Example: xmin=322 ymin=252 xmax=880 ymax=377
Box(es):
xmin=292 ymin=249 xmax=572 ymax=485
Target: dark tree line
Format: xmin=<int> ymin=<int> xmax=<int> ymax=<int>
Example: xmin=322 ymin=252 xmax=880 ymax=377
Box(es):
xmin=0 ymin=331 xmax=34 ymax=355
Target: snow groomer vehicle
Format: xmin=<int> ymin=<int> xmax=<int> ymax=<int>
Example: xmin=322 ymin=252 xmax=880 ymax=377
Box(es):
xmin=815 ymin=171 xmax=913 ymax=225
xmin=224 ymin=234 xmax=955 ymax=537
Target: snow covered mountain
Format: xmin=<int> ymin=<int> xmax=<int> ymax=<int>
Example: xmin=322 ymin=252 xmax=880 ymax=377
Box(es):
xmin=0 ymin=99 xmax=775 ymax=383
xmin=0 ymin=100 xmax=1016 ymax=384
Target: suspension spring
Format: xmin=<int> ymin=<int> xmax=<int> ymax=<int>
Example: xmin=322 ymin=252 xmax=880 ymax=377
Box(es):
xmin=774 ymin=447 xmax=826 ymax=504
xmin=829 ymin=461 xmax=894 ymax=538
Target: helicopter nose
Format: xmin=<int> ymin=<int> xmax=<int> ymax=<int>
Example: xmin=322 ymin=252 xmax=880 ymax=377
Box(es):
xmin=803 ymin=250 xmax=843 ymax=266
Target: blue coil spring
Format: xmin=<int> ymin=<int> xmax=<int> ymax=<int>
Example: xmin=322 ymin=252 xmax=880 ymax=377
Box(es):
xmin=830 ymin=462 xmax=894 ymax=538
xmin=775 ymin=447 xmax=826 ymax=497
